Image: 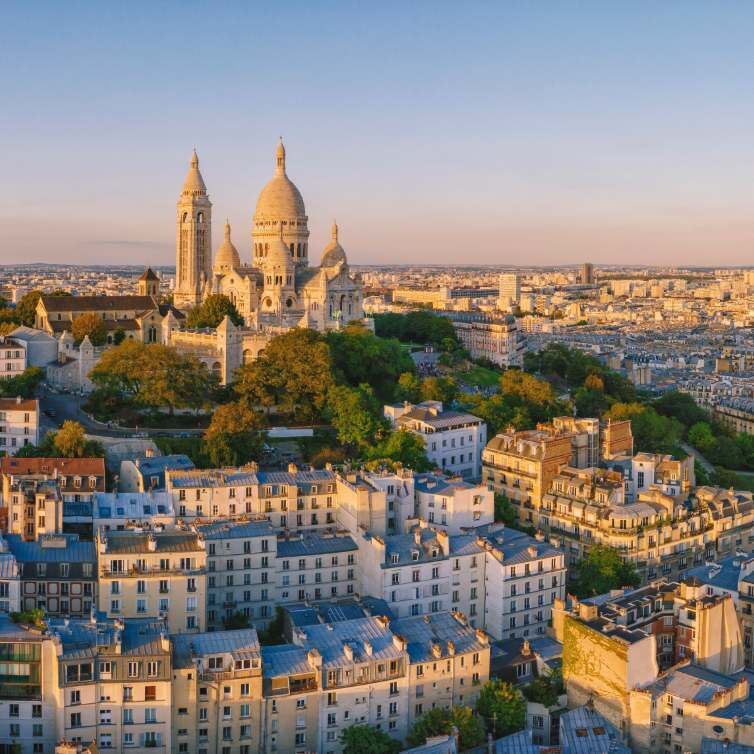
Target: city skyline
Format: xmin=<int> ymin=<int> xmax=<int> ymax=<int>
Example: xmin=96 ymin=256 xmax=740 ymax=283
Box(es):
xmin=5 ymin=2 xmax=754 ymax=266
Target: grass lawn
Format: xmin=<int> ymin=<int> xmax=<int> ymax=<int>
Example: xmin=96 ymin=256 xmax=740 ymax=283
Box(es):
xmin=453 ymin=364 xmax=501 ymax=388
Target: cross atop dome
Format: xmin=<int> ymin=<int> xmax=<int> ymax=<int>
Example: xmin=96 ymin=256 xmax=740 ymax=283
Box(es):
xmin=276 ymin=138 xmax=286 ymax=175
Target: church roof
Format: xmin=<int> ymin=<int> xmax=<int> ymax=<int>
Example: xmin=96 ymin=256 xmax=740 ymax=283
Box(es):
xmin=181 ymin=149 xmax=208 ymax=196
xmin=138 ymin=267 xmax=159 ymax=281
xmin=41 ymin=295 xmax=156 ymax=312
xmin=254 ymin=140 xmax=306 ymax=219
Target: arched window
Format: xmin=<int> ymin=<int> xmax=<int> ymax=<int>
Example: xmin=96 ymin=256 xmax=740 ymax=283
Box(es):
xmin=182 ymin=212 xmax=189 ymax=222
xmin=289 ymin=243 xmax=294 ymax=255
xmin=197 ymin=212 xmax=204 ymax=223
xmin=297 ymin=243 xmax=301 ymax=257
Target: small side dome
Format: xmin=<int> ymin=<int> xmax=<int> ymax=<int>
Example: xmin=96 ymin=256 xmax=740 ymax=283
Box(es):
xmin=320 ymin=221 xmax=347 ymax=268
xmin=266 ymin=226 xmax=294 ymax=269
xmin=214 ymin=220 xmax=241 ymax=274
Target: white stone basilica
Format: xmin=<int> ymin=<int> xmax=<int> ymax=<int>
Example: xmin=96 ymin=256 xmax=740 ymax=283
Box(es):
xmin=173 ymin=141 xmax=363 ymax=331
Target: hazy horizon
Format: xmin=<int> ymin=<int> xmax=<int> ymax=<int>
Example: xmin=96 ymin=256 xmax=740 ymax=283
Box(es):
xmin=4 ymin=2 xmax=754 ymax=267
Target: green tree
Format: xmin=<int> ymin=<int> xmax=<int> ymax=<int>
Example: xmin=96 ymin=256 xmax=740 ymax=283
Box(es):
xmin=53 ymin=421 xmax=87 ymax=458
xmin=258 ymin=607 xmax=286 ymax=646
xmin=654 ymin=390 xmax=709 ymax=427
xmin=327 ymin=326 xmax=414 ymax=402
xmin=340 ymin=725 xmax=401 ymax=754
xmin=406 ymin=705 xmax=485 ymax=750
xmin=326 ymin=384 xmax=382 ymax=450
xmin=203 ymin=402 xmax=266 ymax=467
xmin=366 ymin=429 xmax=432 ymax=471
xmin=396 ymin=371 xmax=422 ymax=402
xmin=500 ymin=369 xmax=555 ymax=407
xmin=90 ymin=341 xmax=214 ymax=415
xmin=223 ymin=612 xmax=250 ymax=630
xmin=14 ymin=290 xmax=44 ymax=327
xmin=71 ymin=312 xmax=107 ymax=346
xmin=522 ymin=669 xmax=565 ymax=708
xmin=687 ymin=421 xmax=716 ymax=454
xmin=570 ymin=544 xmax=640 ymax=598
xmin=186 ymin=294 xmax=244 ymax=329
xmin=420 ymin=376 xmax=458 ymax=405
xmin=605 ymin=402 xmax=682 ymax=454
xmin=373 ymin=310 xmax=460 ymax=350
xmin=475 ymin=679 xmax=526 ymax=737
xmin=0 ymin=367 xmax=44 ymax=398
xmin=494 ymin=493 xmax=519 ymax=527
xmin=112 ymin=327 xmax=126 ymax=345
xmin=235 ymin=329 xmax=334 ymax=422
xmin=573 ymin=387 xmax=609 ymax=418
xmin=584 ymin=373 xmax=604 ymax=391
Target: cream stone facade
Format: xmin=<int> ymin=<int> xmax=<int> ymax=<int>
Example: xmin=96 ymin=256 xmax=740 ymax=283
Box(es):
xmin=96 ymin=528 xmax=207 ymax=635
xmin=167 ymin=142 xmax=366 ymax=382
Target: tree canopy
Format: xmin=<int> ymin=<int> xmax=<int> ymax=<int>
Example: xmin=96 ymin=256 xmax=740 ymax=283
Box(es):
xmin=406 ymin=705 xmax=485 ymax=750
xmin=234 ymin=329 xmax=334 ymax=422
xmin=203 ymin=401 xmax=266 ymax=467
xmin=475 ymin=679 xmax=526 ymax=737
xmin=339 ymin=724 xmax=401 ymax=754
xmin=72 ymin=312 xmax=107 ymax=346
xmin=186 ymin=294 xmax=244 ymax=329
xmin=604 ymin=402 xmax=682 ymax=455
xmin=373 ymin=310 xmax=460 ymax=350
xmin=326 ymin=384 xmax=383 ymax=450
xmin=16 ymin=421 xmax=104 ymax=459
xmin=366 ymin=428 xmax=432 ymax=471
xmin=327 ymin=326 xmax=415 ymax=402
xmin=570 ymin=544 xmax=641 ymax=598
xmin=89 ymin=340 xmax=215 ymax=414
xmin=0 ymin=367 xmax=44 ymax=399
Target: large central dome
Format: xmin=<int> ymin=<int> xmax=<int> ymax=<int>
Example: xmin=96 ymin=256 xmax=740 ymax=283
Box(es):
xmin=252 ymin=140 xmax=310 ymax=269
xmin=254 ymin=141 xmax=306 ymax=219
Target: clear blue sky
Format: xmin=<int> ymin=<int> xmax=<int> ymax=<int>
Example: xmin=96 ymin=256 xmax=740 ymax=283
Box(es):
xmin=3 ymin=2 xmax=754 ymax=267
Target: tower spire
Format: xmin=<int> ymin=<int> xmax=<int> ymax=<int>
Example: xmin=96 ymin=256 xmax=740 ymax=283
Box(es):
xmin=276 ymin=138 xmax=286 ymax=176
xmin=224 ymin=218 xmax=231 ymax=241
xmin=331 ymin=219 xmax=338 ymax=242
xmin=191 ymin=148 xmax=199 ymax=168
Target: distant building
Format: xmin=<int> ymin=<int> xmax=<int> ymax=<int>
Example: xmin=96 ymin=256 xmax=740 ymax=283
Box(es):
xmin=442 ymin=311 xmax=525 ymax=367
xmin=579 ymin=262 xmax=594 ymax=284
xmin=498 ymin=272 xmax=522 ymax=311
xmin=384 ymin=400 xmax=487 ymax=479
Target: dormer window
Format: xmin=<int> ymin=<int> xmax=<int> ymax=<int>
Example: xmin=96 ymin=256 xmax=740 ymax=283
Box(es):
xmin=391 ymin=554 xmax=399 ymax=564
xmin=412 ymin=551 xmax=420 ymax=561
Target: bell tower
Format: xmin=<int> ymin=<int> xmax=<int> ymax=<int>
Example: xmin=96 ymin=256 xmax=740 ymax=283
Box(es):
xmin=174 ymin=149 xmax=212 ymax=310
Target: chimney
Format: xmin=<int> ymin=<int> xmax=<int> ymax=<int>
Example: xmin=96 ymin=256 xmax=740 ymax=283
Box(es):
xmin=288 ymin=463 xmax=298 ymax=474
xmin=16 ymin=395 xmax=21 ymax=404
xmin=342 ymin=642 xmax=353 ymax=661
xmin=145 ymin=447 xmax=155 ymax=458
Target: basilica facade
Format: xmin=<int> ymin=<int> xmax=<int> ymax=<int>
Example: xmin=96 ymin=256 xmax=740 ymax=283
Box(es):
xmin=173 ymin=141 xmax=364 ymax=330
